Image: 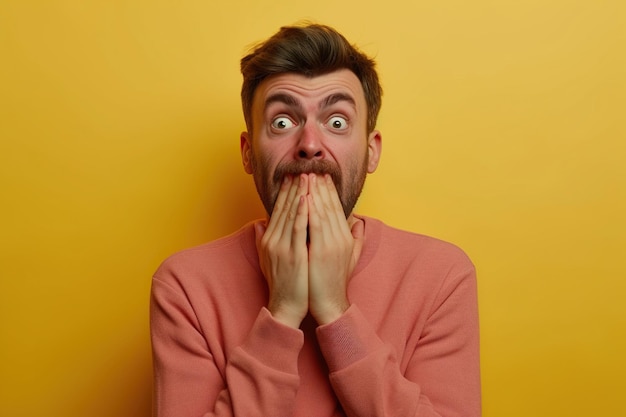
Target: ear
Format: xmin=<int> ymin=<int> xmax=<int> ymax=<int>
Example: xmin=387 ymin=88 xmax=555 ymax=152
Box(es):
xmin=366 ymin=130 xmax=382 ymax=173
xmin=240 ymin=131 xmax=253 ymax=174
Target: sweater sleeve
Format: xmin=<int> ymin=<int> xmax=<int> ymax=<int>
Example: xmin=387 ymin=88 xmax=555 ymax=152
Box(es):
xmin=150 ymin=276 xmax=304 ymax=417
xmin=316 ymin=266 xmax=481 ymax=417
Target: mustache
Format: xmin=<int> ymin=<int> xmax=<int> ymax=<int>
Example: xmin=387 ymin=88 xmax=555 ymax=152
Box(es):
xmin=272 ymin=160 xmax=342 ymax=187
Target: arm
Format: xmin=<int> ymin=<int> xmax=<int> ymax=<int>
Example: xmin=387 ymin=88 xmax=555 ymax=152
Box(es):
xmin=150 ymin=277 xmax=304 ymax=417
xmin=317 ymin=266 xmax=481 ymax=417
xmin=307 ymin=174 xmax=480 ymax=416
xmin=151 ymin=174 xmax=311 ymax=417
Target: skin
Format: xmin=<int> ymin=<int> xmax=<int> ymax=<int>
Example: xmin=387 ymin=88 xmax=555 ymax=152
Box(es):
xmin=240 ymin=69 xmax=382 ymax=328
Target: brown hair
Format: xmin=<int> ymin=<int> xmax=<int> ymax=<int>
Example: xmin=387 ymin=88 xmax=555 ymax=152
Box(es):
xmin=240 ymin=23 xmax=382 ymax=133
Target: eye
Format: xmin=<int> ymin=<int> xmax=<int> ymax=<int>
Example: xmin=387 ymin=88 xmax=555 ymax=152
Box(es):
xmin=271 ymin=116 xmax=296 ymax=130
xmin=327 ymin=116 xmax=348 ymax=130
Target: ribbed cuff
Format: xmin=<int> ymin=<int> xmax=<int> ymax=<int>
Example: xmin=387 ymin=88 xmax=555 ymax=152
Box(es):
xmin=240 ymin=307 xmax=304 ymax=374
xmin=316 ymin=304 xmax=384 ymax=372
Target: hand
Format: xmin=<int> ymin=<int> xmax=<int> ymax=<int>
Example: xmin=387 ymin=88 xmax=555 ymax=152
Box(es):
xmin=255 ymin=175 xmax=310 ymax=328
xmin=306 ymin=174 xmax=365 ymax=325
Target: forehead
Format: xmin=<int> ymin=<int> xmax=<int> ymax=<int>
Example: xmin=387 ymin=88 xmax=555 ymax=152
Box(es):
xmin=252 ymin=69 xmax=367 ymax=112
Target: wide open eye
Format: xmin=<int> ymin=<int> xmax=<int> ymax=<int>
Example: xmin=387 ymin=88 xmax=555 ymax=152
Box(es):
xmin=271 ymin=116 xmax=296 ymax=130
xmin=327 ymin=116 xmax=349 ymax=130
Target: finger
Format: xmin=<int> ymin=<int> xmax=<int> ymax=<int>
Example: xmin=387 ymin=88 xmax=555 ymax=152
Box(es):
xmin=291 ymin=194 xmax=309 ymax=248
xmin=306 ymin=175 xmax=324 ymax=241
xmin=309 ymin=174 xmax=345 ymax=237
xmin=264 ymin=175 xmax=292 ymax=237
xmin=254 ymin=220 xmax=267 ymax=249
xmin=266 ymin=175 xmax=302 ymax=241
xmin=349 ymin=218 xmax=365 ymax=273
xmin=350 ymin=217 xmax=365 ymax=240
xmin=307 ymin=178 xmax=335 ymax=249
xmin=283 ymin=174 xmax=308 ymax=241
xmin=321 ymin=174 xmax=347 ymax=222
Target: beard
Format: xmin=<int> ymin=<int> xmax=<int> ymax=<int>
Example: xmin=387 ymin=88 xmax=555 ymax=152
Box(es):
xmin=250 ymin=151 xmax=368 ymax=218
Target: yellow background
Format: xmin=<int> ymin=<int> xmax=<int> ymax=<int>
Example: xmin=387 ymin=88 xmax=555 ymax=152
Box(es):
xmin=1 ymin=1 xmax=624 ymax=416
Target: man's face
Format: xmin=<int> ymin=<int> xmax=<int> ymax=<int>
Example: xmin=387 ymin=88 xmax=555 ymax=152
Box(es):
xmin=240 ymin=69 xmax=381 ymax=217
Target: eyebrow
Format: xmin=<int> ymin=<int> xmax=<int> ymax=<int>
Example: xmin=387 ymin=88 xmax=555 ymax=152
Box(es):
xmin=320 ymin=93 xmax=356 ymax=110
xmin=264 ymin=93 xmax=303 ymax=111
xmin=263 ymin=92 xmax=356 ymax=112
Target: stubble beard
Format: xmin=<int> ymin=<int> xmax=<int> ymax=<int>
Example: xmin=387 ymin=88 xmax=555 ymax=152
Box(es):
xmin=250 ymin=150 xmax=368 ymax=219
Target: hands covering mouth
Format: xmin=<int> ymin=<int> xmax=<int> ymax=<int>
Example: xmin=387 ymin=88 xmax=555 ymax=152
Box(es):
xmin=254 ymin=173 xmax=365 ymax=329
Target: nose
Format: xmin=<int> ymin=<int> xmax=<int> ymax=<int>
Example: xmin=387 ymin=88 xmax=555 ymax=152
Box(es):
xmin=295 ymin=122 xmax=324 ymax=160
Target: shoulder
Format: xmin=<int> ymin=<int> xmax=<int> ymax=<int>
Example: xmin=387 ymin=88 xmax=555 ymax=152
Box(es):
xmin=360 ymin=215 xmax=474 ymax=271
xmin=353 ymin=216 xmax=478 ymax=323
xmin=152 ymin=220 xmax=260 ymax=289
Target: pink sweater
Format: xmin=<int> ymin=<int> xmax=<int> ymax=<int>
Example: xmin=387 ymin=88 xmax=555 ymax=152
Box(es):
xmin=150 ymin=216 xmax=481 ymax=417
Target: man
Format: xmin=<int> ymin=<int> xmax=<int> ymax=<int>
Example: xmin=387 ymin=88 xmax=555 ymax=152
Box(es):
xmin=150 ymin=23 xmax=480 ymax=417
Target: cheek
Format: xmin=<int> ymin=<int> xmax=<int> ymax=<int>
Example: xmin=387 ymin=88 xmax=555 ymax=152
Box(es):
xmin=261 ymin=144 xmax=293 ymax=168
xmin=251 ymin=146 xmax=281 ymax=177
xmin=339 ymin=144 xmax=367 ymax=166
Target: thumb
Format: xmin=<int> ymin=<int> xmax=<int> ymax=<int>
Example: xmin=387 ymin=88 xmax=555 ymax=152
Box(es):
xmin=254 ymin=221 xmax=267 ymax=248
xmin=349 ymin=219 xmax=365 ymax=272
xmin=350 ymin=218 xmax=365 ymax=241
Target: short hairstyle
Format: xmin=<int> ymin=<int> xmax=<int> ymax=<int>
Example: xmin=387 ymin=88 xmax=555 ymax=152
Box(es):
xmin=240 ymin=23 xmax=382 ymax=133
